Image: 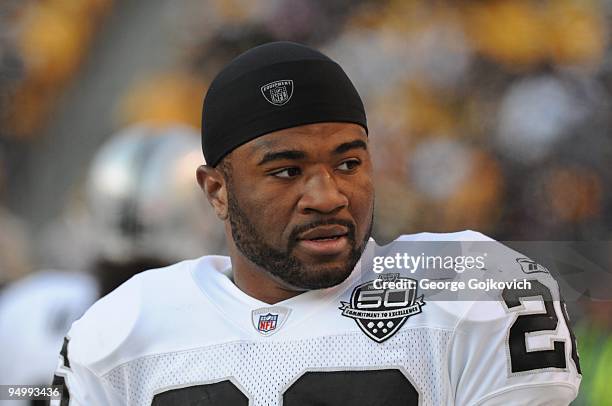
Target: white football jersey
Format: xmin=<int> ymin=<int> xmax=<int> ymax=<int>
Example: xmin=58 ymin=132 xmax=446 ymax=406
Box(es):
xmin=0 ymin=271 xmax=98 ymax=406
xmin=51 ymin=231 xmax=581 ymax=405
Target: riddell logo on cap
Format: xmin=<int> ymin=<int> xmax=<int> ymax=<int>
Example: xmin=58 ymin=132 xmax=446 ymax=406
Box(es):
xmin=261 ymin=80 xmax=293 ymax=106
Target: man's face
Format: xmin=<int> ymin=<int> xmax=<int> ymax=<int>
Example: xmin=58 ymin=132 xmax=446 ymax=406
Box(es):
xmin=223 ymin=122 xmax=374 ymax=290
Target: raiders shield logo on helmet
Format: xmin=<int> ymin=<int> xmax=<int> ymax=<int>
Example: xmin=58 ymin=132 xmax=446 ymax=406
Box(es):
xmin=340 ymin=274 xmax=425 ymax=343
xmin=261 ymin=80 xmax=293 ymax=106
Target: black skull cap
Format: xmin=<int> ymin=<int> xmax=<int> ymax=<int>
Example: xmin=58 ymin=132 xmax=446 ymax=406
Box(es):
xmin=201 ymin=41 xmax=367 ymax=167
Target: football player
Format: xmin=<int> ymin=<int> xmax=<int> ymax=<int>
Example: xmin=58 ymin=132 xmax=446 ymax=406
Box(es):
xmin=52 ymin=42 xmax=581 ymax=405
xmin=0 ymin=271 xmax=97 ymax=406
xmin=0 ymin=124 xmax=224 ymax=405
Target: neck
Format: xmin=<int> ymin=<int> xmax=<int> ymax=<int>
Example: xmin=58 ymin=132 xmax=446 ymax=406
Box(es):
xmin=228 ymin=245 xmax=304 ymax=305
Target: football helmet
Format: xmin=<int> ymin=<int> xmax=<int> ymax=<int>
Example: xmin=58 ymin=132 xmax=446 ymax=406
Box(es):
xmin=86 ymin=124 xmax=225 ymax=264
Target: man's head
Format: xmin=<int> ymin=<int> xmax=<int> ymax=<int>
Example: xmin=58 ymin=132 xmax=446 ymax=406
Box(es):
xmin=198 ymin=42 xmax=373 ymax=295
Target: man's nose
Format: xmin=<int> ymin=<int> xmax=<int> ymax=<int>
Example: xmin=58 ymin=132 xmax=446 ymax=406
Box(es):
xmin=297 ymin=168 xmax=349 ymax=215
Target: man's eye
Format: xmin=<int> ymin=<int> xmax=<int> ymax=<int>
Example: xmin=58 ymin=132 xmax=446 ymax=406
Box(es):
xmin=337 ymin=159 xmax=361 ymax=171
xmin=271 ymin=167 xmax=301 ymax=178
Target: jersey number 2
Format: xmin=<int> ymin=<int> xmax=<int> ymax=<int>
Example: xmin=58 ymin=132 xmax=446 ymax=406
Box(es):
xmin=152 ymin=369 xmax=419 ymax=405
xmin=503 ymin=280 xmax=580 ymax=373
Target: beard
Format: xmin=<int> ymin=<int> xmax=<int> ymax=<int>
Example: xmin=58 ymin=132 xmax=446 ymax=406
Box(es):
xmin=226 ymin=187 xmax=373 ymax=290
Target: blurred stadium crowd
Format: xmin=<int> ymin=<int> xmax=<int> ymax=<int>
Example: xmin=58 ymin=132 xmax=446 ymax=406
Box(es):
xmin=0 ymin=0 xmax=611 ymax=404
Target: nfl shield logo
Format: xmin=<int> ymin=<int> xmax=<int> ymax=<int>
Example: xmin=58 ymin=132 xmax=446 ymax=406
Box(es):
xmin=252 ymin=306 xmax=290 ymax=336
xmin=261 ymin=80 xmax=293 ymax=106
xmin=258 ymin=313 xmax=278 ymax=333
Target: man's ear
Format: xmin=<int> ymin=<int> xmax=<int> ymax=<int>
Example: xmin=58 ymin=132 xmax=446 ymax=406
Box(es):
xmin=196 ymin=165 xmax=228 ymax=220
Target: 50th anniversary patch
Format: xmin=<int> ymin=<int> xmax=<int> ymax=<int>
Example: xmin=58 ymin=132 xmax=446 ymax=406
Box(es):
xmin=340 ymin=274 xmax=425 ymax=343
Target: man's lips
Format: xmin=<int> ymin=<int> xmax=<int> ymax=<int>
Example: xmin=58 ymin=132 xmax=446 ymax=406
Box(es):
xmin=296 ymin=225 xmax=350 ymax=256
xmin=297 ymin=225 xmax=348 ymax=241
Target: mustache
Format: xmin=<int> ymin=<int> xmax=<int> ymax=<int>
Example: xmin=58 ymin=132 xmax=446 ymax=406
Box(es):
xmin=287 ymin=219 xmax=356 ymax=251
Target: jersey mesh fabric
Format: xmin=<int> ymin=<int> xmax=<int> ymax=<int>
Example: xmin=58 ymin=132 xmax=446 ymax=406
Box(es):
xmin=103 ymin=328 xmax=452 ymax=405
